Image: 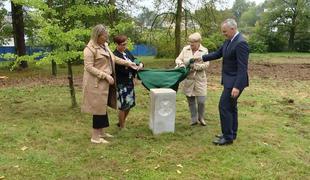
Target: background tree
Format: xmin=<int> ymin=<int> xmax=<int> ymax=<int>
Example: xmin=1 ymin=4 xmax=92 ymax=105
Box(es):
xmin=174 ymin=0 xmax=182 ymax=57
xmin=8 ymin=0 xmax=137 ymax=107
xmin=0 ymin=0 xmax=11 ymax=45
xmin=232 ymin=0 xmax=253 ymax=22
xmin=11 ymin=0 xmax=27 ymax=68
xmin=258 ymin=0 xmax=310 ymax=51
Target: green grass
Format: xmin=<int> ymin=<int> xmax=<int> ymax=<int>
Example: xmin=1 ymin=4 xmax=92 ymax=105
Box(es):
xmin=0 ymin=54 xmax=309 ymax=179
xmin=250 ymin=52 xmax=310 ymax=64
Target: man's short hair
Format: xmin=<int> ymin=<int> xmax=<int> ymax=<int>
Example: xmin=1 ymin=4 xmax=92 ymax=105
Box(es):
xmin=222 ymin=19 xmax=238 ymax=29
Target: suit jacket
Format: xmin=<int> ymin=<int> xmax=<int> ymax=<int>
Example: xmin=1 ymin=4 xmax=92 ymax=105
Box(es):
xmin=113 ymin=49 xmax=137 ymax=84
xmin=202 ymin=33 xmax=249 ymax=90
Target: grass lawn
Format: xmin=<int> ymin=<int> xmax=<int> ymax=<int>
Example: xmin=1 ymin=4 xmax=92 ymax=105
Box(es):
xmin=0 ymin=53 xmax=309 ymax=179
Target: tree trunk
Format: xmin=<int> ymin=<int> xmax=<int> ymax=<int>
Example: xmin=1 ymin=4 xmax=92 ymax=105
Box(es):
xmin=66 ymin=45 xmax=77 ymax=107
xmin=46 ymin=0 xmax=57 ymax=75
xmin=288 ymin=27 xmax=296 ymax=51
xmin=175 ymin=0 xmax=182 ymax=58
xmin=288 ymin=1 xmax=298 ymax=51
xmin=11 ymin=1 xmax=27 ymax=69
xmin=52 ymin=60 xmax=57 ymax=76
xmin=184 ymin=9 xmax=188 ymax=40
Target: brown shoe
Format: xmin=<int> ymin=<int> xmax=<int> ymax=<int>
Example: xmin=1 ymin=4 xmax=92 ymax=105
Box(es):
xmin=91 ymin=138 xmax=109 ymax=144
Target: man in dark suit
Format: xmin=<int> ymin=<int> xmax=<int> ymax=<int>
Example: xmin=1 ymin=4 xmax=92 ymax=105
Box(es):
xmin=200 ymin=19 xmax=249 ymax=145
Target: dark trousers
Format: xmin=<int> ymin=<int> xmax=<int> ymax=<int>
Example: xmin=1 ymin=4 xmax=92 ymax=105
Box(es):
xmin=93 ymin=114 xmax=109 ymax=129
xmin=219 ymin=88 xmax=243 ymax=141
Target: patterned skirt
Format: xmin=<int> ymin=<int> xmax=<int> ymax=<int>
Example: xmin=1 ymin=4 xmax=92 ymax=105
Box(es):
xmin=116 ymin=81 xmax=136 ymax=110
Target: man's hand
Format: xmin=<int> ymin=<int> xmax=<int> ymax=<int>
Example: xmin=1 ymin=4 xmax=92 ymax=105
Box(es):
xmin=191 ymin=57 xmax=203 ymax=62
xmin=231 ymin=88 xmax=240 ymax=98
xmin=106 ymin=75 xmax=114 ymax=85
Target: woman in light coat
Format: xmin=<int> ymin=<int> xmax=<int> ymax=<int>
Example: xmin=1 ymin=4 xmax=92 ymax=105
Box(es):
xmin=175 ymin=32 xmax=209 ymax=126
xmin=81 ymin=24 xmax=137 ymax=144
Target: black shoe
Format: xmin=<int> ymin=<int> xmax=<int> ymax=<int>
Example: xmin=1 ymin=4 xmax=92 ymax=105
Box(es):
xmin=215 ymin=134 xmax=223 ymax=139
xmin=212 ymin=138 xmax=233 ymax=146
xmin=215 ymin=134 xmax=236 ymax=140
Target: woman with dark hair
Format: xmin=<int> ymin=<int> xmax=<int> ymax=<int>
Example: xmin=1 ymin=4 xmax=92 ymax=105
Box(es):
xmin=113 ymin=35 xmax=143 ymax=129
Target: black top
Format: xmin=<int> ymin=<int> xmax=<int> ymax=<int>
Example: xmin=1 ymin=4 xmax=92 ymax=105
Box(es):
xmin=113 ymin=49 xmax=137 ymax=84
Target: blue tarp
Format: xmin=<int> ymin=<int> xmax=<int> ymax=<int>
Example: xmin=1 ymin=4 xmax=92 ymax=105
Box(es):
xmin=131 ymin=44 xmax=157 ymax=56
xmin=0 ymin=44 xmax=157 ymax=61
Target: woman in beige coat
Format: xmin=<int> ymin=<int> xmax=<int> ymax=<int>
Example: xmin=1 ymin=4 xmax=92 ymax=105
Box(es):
xmin=175 ymin=32 xmax=209 ymax=126
xmin=81 ymin=24 xmax=137 ymax=144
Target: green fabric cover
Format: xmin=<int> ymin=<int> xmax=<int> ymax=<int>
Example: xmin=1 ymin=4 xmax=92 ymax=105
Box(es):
xmin=137 ymin=66 xmax=190 ymax=91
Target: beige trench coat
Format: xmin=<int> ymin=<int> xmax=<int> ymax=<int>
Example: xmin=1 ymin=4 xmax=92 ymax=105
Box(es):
xmin=175 ymin=45 xmax=209 ymax=96
xmin=81 ymin=40 xmax=132 ymax=115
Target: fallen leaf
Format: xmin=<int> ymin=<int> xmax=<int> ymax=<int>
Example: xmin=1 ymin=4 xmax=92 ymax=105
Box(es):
xmin=14 ymin=165 xmax=19 ymax=168
xmin=154 ymin=164 xmax=160 ymax=170
xmin=260 ymin=163 xmax=264 ymax=167
xmin=125 ymin=169 xmax=129 ymax=172
xmin=177 ymin=170 xmax=182 ymax=174
xmin=21 ymin=146 xmax=28 ymax=151
xmin=176 ymin=164 xmax=183 ymax=168
xmin=0 ymin=176 xmax=5 ymax=179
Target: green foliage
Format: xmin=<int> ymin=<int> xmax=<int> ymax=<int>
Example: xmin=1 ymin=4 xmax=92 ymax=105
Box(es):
xmin=5 ymin=0 xmax=118 ymax=70
xmin=201 ymin=38 xmax=217 ymax=52
xmin=248 ymin=35 xmax=267 ymax=53
xmin=201 ymin=32 xmax=225 ymax=52
xmin=109 ymin=38 xmax=134 ymax=52
xmin=154 ymin=39 xmax=175 ymax=58
xmin=239 ymin=6 xmax=260 ymax=27
xmin=232 ymin=0 xmax=254 ymax=22
xmin=209 ymin=32 xmax=225 ymax=48
xmin=0 ymin=2 xmax=11 ymax=45
xmin=255 ymin=0 xmax=310 ymax=51
xmin=151 ymin=31 xmax=175 ymax=58
xmin=194 ymin=2 xmax=233 ymax=36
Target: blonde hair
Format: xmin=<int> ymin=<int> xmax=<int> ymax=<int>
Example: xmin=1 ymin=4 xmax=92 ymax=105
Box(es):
xmin=188 ymin=32 xmax=202 ymax=42
xmin=91 ymin=24 xmax=107 ymax=43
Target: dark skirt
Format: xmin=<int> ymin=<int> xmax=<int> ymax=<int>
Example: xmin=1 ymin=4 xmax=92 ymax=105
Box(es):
xmin=116 ymin=81 xmax=136 ymax=110
xmin=93 ymin=114 xmax=109 ymax=129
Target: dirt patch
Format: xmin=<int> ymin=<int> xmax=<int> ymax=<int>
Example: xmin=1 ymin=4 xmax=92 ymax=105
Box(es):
xmin=208 ymin=61 xmax=310 ymax=81
xmin=0 ymin=75 xmax=83 ymax=89
xmin=0 ymin=62 xmax=309 ymax=88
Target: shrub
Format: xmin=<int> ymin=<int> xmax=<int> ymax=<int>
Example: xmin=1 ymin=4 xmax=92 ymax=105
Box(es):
xmin=249 ymin=36 xmax=267 ymax=53
xmin=201 ymin=38 xmax=217 ymax=52
xmin=153 ymin=39 xmax=175 ymax=58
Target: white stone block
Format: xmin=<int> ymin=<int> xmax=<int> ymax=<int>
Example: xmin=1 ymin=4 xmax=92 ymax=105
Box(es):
xmin=149 ymin=88 xmax=176 ymax=135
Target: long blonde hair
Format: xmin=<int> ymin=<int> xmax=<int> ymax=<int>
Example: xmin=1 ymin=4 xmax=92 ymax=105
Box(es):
xmin=91 ymin=24 xmax=107 ymax=43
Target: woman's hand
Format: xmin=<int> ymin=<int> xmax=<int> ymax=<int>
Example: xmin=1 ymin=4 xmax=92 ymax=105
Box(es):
xmin=137 ymin=63 xmax=144 ymax=71
xmin=128 ymin=62 xmax=139 ymax=70
xmin=106 ymin=75 xmax=114 ymax=85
